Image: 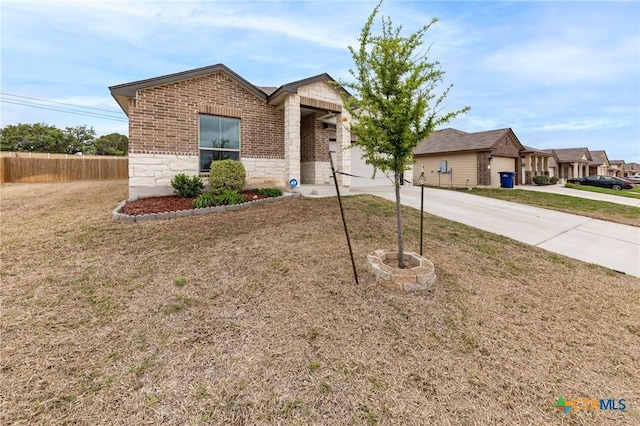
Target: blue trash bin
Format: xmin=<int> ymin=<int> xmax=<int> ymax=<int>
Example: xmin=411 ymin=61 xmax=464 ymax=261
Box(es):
xmin=499 ymin=171 xmax=516 ymax=188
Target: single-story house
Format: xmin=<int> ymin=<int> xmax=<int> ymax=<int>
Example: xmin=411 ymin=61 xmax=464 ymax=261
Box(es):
xmin=412 ymin=128 xmax=535 ymax=187
xmin=623 ymin=162 xmax=639 ymax=177
xmin=549 ymin=148 xmax=592 ymax=181
xmin=588 ymin=150 xmax=611 ymax=176
xmin=609 ymin=160 xmax=625 ymax=177
xmin=521 ymin=145 xmax=554 ymax=183
xmin=110 ymin=64 xmax=382 ymax=199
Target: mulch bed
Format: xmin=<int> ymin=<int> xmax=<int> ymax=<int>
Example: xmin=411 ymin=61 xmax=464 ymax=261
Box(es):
xmin=120 ymin=190 xmax=271 ymax=215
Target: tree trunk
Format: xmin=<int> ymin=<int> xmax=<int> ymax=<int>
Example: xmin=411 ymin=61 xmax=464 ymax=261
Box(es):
xmin=394 ymin=172 xmax=405 ymax=268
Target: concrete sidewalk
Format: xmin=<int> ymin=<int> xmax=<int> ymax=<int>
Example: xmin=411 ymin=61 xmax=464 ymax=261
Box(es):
xmin=348 ymin=185 xmax=640 ymax=278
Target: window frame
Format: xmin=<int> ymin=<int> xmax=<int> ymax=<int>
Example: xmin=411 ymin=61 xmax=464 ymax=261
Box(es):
xmin=198 ymin=114 xmax=241 ymax=173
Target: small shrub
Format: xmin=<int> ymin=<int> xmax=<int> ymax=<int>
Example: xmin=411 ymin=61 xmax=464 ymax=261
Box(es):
xmin=193 ymin=192 xmax=220 ymax=208
xmin=549 ymin=176 xmax=558 ymax=184
xmin=218 ymin=189 xmax=245 ymax=205
xmin=209 ymin=160 xmax=246 ymax=196
xmin=532 ymin=175 xmax=550 ymax=186
xmin=565 ymin=182 xmax=577 ymax=189
xmin=171 ymin=173 xmax=203 ymax=198
xmin=255 ymin=187 xmax=283 ymax=197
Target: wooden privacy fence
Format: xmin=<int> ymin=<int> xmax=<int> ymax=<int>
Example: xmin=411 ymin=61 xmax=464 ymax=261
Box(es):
xmin=0 ymin=152 xmax=128 ymax=183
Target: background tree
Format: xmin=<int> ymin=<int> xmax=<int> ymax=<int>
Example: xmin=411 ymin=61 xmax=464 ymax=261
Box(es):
xmin=0 ymin=123 xmax=67 ymax=153
xmin=64 ymin=125 xmax=96 ymax=154
xmin=339 ymin=0 xmax=469 ymax=268
xmin=1 ymin=123 xmax=127 ymax=156
xmin=91 ymin=133 xmax=129 ymax=156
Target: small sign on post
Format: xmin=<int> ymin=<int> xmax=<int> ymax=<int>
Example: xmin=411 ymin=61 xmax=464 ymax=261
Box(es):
xmin=289 ymin=177 xmax=299 ymax=193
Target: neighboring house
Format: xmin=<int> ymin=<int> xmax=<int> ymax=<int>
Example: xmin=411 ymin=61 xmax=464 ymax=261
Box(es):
xmin=588 ymin=150 xmax=610 ymax=176
xmin=521 ymin=145 xmax=554 ymax=183
xmin=412 ymin=128 xmax=526 ymax=187
xmin=550 ymin=148 xmax=593 ymax=181
xmin=110 ymin=64 xmax=360 ymax=199
xmin=623 ymin=162 xmax=639 ymax=177
xmin=609 ymin=160 xmax=625 ymax=177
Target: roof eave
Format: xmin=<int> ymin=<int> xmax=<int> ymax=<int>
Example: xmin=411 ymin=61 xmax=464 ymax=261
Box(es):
xmin=267 ymin=73 xmax=352 ymax=105
xmin=108 ymin=64 xmax=268 ymax=110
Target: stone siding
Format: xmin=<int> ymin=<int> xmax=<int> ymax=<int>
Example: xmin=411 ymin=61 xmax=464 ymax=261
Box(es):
xmin=129 ymin=153 xmax=286 ymax=199
xmin=297 ymin=81 xmax=343 ymax=105
xmin=129 ymin=153 xmax=199 ymax=199
xmin=242 ymin=157 xmax=286 ymax=188
xmin=301 ymin=161 xmax=331 ymax=184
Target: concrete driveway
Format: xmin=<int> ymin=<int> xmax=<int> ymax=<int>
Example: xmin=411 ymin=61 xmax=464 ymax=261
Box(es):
xmin=348 ymin=185 xmax=640 ymax=278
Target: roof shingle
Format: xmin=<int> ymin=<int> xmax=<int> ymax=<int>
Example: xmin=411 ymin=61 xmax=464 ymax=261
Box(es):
xmin=414 ymin=128 xmax=516 ymax=155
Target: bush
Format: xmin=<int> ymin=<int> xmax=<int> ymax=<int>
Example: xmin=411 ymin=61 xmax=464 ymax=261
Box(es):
xmin=532 ymin=175 xmax=550 ymax=186
xmin=218 ymin=189 xmax=246 ymax=205
xmin=193 ymin=192 xmax=220 ymax=208
xmin=255 ymin=188 xmax=283 ymax=197
xmin=209 ymin=160 xmax=246 ymax=196
xmin=565 ymin=183 xmax=577 ymax=189
xmin=171 ymin=173 xmax=203 ymax=198
xmin=549 ymin=176 xmax=558 ymax=184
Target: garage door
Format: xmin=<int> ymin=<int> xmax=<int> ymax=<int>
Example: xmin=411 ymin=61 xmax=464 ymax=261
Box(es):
xmin=331 ymin=142 xmax=394 ymax=187
xmin=490 ymin=157 xmax=515 ymax=187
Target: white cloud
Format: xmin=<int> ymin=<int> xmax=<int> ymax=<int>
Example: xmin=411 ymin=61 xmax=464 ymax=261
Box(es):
xmin=532 ymin=119 xmax=632 ymax=133
xmin=1 ymin=0 xmax=638 ymax=162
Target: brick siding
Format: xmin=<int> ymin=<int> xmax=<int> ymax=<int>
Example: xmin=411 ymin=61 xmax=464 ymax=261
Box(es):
xmin=477 ymin=152 xmax=492 ymax=185
xmin=301 ymin=113 xmax=332 ymax=163
xmin=128 ymin=72 xmax=285 ymax=159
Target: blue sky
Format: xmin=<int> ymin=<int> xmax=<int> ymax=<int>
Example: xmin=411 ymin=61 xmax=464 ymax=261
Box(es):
xmin=2 ymin=0 xmax=639 ymax=162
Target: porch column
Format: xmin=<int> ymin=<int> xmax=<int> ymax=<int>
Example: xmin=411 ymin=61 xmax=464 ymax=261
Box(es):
xmin=573 ymin=162 xmax=579 ymax=178
xmin=284 ymin=94 xmax=301 ymax=186
xmin=543 ymin=156 xmax=549 ymax=176
xmin=524 ymin=154 xmax=532 ymax=184
xmin=336 ymin=110 xmax=351 ymax=186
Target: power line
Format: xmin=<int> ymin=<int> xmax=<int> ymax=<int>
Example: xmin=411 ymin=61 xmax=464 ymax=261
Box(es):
xmin=0 ymin=98 xmax=128 ymax=122
xmin=1 ymin=92 xmax=126 ymax=115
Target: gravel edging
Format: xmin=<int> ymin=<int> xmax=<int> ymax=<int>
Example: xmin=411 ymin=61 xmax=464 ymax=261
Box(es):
xmin=112 ymin=193 xmax=301 ymax=222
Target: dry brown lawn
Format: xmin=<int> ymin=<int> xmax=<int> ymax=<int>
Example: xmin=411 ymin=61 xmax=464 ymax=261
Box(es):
xmin=1 ymin=180 xmax=639 ymax=425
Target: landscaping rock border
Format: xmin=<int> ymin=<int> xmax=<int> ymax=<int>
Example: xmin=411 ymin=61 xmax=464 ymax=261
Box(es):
xmin=112 ymin=193 xmax=301 ymax=222
xmin=367 ymin=249 xmax=436 ymax=291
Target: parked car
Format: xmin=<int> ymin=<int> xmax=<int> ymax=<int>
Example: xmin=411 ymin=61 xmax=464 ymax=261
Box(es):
xmin=567 ymin=175 xmax=634 ymax=190
xmin=627 ymin=175 xmax=640 ymax=184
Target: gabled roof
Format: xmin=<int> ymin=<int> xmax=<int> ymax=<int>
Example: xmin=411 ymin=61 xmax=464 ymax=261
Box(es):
xmin=552 ymin=148 xmax=593 ymax=163
xmin=109 ymin=64 xmax=268 ymax=114
xmin=109 ymin=64 xmax=351 ymax=116
xmin=624 ymin=162 xmax=639 ymax=172
xmin=413 ymin=128 xmax=524 ymax=155
xmin=609 ymin=159 xmax=625 ymax=165
xmin=589 ymin=150 xmax=609 ymax=166
xmin=256 ymin=86 xmax=278 ymax=96
xmin=267 ymin=73 xmax=351 ymax=105
xmin=522 ymin=145 xmax=553 ymax=156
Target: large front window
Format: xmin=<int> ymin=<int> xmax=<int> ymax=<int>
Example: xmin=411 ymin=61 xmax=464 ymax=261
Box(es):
xmin=199 ymin=114 xmax=240 ymax=172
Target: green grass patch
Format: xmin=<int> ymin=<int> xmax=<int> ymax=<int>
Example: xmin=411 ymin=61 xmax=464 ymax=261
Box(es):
xmin=566 ymin=183 xmax=640 ymax=198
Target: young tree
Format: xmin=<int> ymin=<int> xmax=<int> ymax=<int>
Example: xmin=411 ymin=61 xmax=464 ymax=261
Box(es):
xmin=339 ymin=1 xmax=469 ymax=268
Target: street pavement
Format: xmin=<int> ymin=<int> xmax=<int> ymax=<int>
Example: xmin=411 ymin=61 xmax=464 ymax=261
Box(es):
xmin=347 ymin=185 xmax=640 ymax=278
